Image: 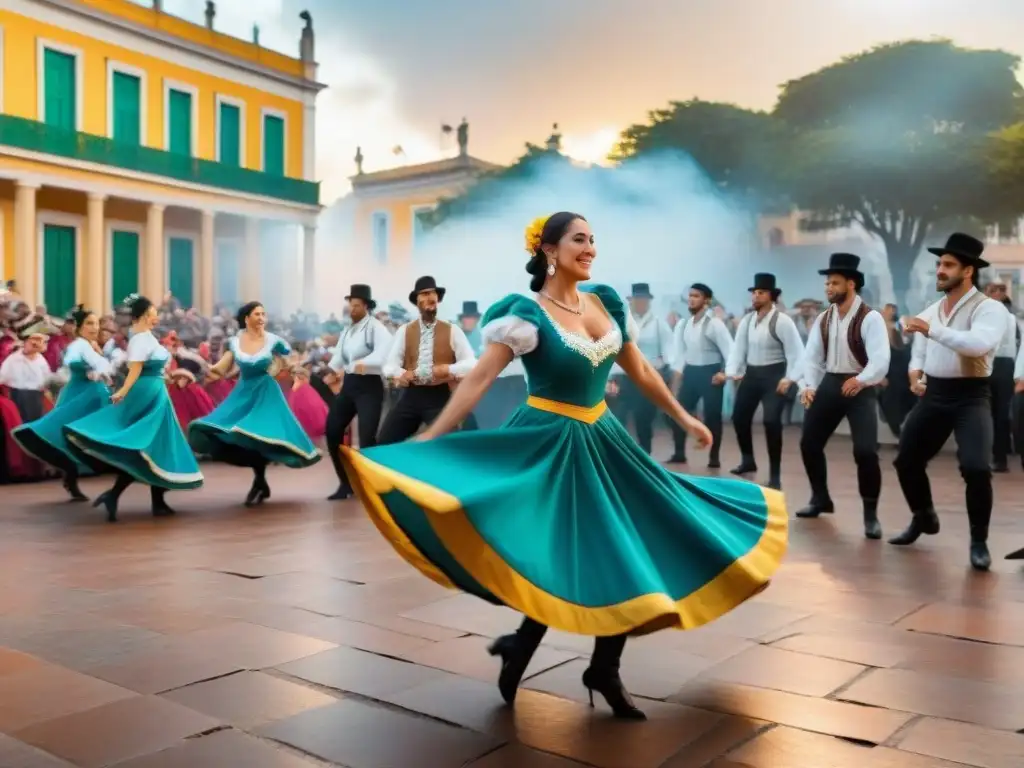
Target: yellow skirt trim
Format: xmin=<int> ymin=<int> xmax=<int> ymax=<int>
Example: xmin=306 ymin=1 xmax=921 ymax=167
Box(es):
xmin=525 ymin=395 xmax=607 ymax=423
xmin=340 ymin=430 xmax=789 ymax=637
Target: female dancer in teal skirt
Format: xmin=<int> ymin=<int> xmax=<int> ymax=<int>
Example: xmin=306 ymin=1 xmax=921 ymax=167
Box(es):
xmin=339 ymin=212 xmax=788 ymax=719
xmin=12 ymin=305 xmax=111 ymax=501
xmin=189 ymin=301 xmax=320 ymax=506
xmin=64 ymin=294 xmax=203 ymax=521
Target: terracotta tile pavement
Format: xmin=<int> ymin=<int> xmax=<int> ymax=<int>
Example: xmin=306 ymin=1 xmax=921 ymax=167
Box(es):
xmin=1 ymin=431 xmax=1023 ymax=766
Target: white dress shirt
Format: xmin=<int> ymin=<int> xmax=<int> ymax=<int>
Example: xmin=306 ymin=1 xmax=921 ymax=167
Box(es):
xmin=328 ymin=315 xmax=393 ymax=375
xmin=610 ymin=311 xmax=672 ymax=378
xmin=725 ymin=306 xmax=803 ymax=381
xmin=382 ymin=319 xmax=477 ymax=382
xmin=995 ymin=304 xmax=1017 ymax=359
xmin=909 ymin=288 xmax=1006 ymax=379
xmin=801 ymin=297 xmax=891 ymax=390
xmin=0 ymin=350 xmax=51 ymax=390
xmin=670 ymin=310 xmax=733 ymax=373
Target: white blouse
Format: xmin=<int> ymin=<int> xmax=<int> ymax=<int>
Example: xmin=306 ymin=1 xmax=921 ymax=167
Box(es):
xmin=63 ymin=338 xmax=113 ymax=375
xmin=127 ymin=331 xmax=170 ymax=364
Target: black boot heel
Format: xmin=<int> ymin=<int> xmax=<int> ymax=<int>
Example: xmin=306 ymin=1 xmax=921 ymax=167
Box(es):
xmin=64 ymin=476 xmax=88 ymax=502
xmin=93 ymin=492 xmax=117 ymax=523
xmin=244 ymin=480 xmax=263 ymax=507
xmin=488 ymin=634 xmax=530 ymax=705
xmin=581 ymin=668 xmax=646 ymax=720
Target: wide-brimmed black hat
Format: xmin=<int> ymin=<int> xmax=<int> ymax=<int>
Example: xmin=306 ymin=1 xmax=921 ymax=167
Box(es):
xmin=927 ymin=232 xmax=989 ymax=268
xmin=748 ymin=273 xmax=777 ymax=293
xmin=458 ymin=301 xmax=480 ymax=319
xmin=629 ymin=283 xmax=653 ymax=299
xmin=818 ymin=253 xmax=864 ymax=281
xmin=344 ymin=284 xmax=376 ymax=311
xmin=409 ymin=276 xmax=446 ymax=305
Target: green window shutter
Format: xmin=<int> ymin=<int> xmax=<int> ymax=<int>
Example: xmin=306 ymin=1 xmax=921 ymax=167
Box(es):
xmin=167 ymin=89 xmax=192 ymax=156
xmin=112 ymin=71 xmax=141 ymax=145
xmin=262 ymin=114 xmax=284 ymax=175
xmin=168 ymin=237 xmax=194 ymax=308
xmin=43 ymin=49 xmax=76 ymax=131
xmin=216 ymin=241 xmax=240 ymax=306
xmin=218 ymin=102 xmax=241 ymax=166
xmin=43 ymin=224 xmax=76 ymax=315
xmin=110 ymin=230 xmax=140 ymax=305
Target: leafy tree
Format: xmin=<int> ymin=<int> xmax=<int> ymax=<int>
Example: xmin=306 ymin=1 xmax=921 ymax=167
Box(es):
xmin=775 ymin=40 xmax=1023 ymax=301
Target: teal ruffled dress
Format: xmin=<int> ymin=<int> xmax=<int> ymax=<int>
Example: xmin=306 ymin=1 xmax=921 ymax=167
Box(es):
xmin=64 ymin=331 xmax=203 ymax=490
xmin=12 ymin=338 xmax=111 ymax=475
xmin=341 ymin=285 xmax=788 ymax=637
xmin=188 ymin=333 xmax=320 ymax=468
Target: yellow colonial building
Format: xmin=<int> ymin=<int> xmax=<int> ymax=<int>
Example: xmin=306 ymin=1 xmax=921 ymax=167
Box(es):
xmin=0 ymin=0 xmax=323 ymax=317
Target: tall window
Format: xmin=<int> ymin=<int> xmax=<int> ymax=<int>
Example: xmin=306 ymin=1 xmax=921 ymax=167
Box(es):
xmin=262 ymin=113 xmax=285 ymax=175
xmin=218 ymin=100 xmax=241 ymax=166
xmin=111 ymin=70 xmax=141 ymax=145
xmin=167 ymin=87 xmax=193 ymax=156
xmin=43 ymin=48 xmax=76 ymax=131
xmin=372 ymin=212 xmax=390 ymax=264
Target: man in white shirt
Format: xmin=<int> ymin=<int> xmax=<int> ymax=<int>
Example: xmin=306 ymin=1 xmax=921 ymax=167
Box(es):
xmin=983 ymin=280 xmax=1016 ymax=472
xmin=379 ymin=276 xmax=477 ymax=444
xmin=0 ymin=327 xmax=52 ymax=422
xmin=668 ymin=283 xmax=732 ymax=467
xmin=892 ymin=233 xmax=1005 ymax=571
xmin=725 ymin=273 xmax=804 ymax=490
xmin=609 ymin=283 xmax=672 ymax=455
xmin=323 ymin=284 xmax=393 ymax=500
xmin=796 ymin=254 xmax=891 ymax=539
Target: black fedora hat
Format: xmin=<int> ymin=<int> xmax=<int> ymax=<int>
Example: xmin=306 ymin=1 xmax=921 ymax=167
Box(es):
xmin=458 ymin=301 xmax=480 ymax=319
xmin=748 ymin=273 xmax=777 ymax=293
xmin=927 ymin=232 xmax=989 ymax=268
xmin=818 ymin=252 xmax=864 ymax=281
xmin=344 ymin=284 xmax=376 ymax=311
xmin=409 ymin=275 xmax=446 ymax=305
xmin=629 ymin=283 xmax=654 ymax=299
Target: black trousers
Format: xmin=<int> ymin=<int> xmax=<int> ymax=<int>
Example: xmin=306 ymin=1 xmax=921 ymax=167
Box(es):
xmin=893 ymin=377 xmax=993 ymax=542
xmin=326 ymin=374 xmax=385 ymax=488
xmin=991 ymin=356 xmax=1014 ymax=465
xmin=732 ymin=362 xmax=789 ymax=473
xmin=800 ymin=373 xmax=880 ymax=505
xmin=672 ymin=363 xmax=724 ymax=461
xmin=377 ymin=384 xmax=451 ymax=445
xmin=878 ymin=347 xmax=913 ymax=438
xmin=611 ymin=376 xmax=657 ymax=454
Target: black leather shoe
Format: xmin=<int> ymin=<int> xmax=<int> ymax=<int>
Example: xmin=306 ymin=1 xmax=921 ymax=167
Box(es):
xmin=730 ymin=460 xmax=757 ymax=476
xmin=888 ymin=508 xmax=940 ymax=545
xmin=970 ymin=541 xmax=992 ymax=571
xmin=63 ymin=476 xmax=88 ymax=502
xmin=1006 ymin=546 xmax=1024 ymax=560
xmin=766 ymin=476 xmax=782 ymax=491
xmin=581 ymin=667 xmax=646 ymax=720
xmin=668 ymin=454 xmax=687 ymax=464
xmin=863 ymin=501 xmax=882 ymax=540
xmin=488 ymin=634 xmax=536 ymax=705
xmin=92 ymin=492 xmax=118 ymax=523
xmin=328 ymin=486 xmax=352 ymax=501
xmin=707 ymin=458 xmax=721 ymax=469
xmin=796 ymin=502 xmax=834 ymax=518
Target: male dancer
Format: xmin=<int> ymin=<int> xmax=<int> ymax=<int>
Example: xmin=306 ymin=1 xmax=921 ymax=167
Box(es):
xmin=324 ymin=285 xmax=392 ymax=500
xmin=891 ymin=233 xmax=1006 ymax=571
xmin=379 ymin=276 xmax=477 ymax=443
xmin=669 ymin=282 xmax=732 ymax=466
xmin=726 ymin=273 xmax=803 ymax=490
xmin=795 ymin=254 xmax=890 ymax=539
xmin=984 ymin=280 xmax=1017 ymax=472
xmin=610 ymin=283 xmax=672 ymax=455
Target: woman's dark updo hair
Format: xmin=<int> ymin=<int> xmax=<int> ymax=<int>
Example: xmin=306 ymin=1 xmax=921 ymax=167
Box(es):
xmin=526 ymin=211 xmax=586 ymax=293
xmin=69 ymin=304 xmax=92 ymax=331
xmin=236 ymin=301 xmax=263 ymax=329
xmin=125 ymin=294 xmax=153 ymax=321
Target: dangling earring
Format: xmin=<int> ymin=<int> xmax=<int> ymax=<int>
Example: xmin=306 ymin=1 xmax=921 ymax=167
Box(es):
xmin=546 ymin=263 xmax=556 ymax=277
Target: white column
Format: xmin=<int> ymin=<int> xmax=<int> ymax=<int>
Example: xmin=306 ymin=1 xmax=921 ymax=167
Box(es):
xmin=144 ymin=203 xmax=166 ymax=302
xmin=85 ymin=192 xmax=106 ymax=312
xmin=14 ymin=182 xmax=40 ymax=306
xmin=302 ymin=95 xmax=316 ymax=181
xmin=199 ymin=210 xmax=215 ymax=315
xmin=241 ymin=217 xmax=261 ymax=300
xmin=302 ymin=224 xmax=316 ymax=310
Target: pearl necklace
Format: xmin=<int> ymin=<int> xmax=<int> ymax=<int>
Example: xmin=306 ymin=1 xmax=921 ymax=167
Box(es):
xmin=540 ymin=291 xmax=585 ymax=316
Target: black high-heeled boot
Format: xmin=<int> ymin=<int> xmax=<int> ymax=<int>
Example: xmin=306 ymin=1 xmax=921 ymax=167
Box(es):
xmin=63 ymin=471 xmax=88 ymax=502
xmin=245 ymin=465 xmax=272 ymax=507
xmin=582 ymin=635 xmax=646 ymax=720
xmin=151 ymin=487 xmax=175 ymax=517
xmin=487 ymin=618 xmax=547 ymax=705
xmin=93 ymin=473 xmax=133 ymax=522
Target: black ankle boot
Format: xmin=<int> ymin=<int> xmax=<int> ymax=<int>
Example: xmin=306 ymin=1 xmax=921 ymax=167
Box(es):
xmin=970 ymin=541 xmax=991 ymax=571
xmin=862 ymin=499 xmax=882 ymax=540
xmin=92 ymin=491 xmax=118 ymax=523
xmin=64 ymin=474 xmax=88 ymax=502
xmin=245 ymin=472 xmax=269 ymax=507
xmin=730 ymin=455 xmax=757 ymax=476
xmin=328 ymin=485 xmax=352 ymax=501
xmin=151 ymin=488 xmax=175 ymax=517
xmin=888 ymin=508 xmax=940 ymax=545
xmin=487 ymin=622 xmax=546 ymax=705
xmin=796 ymin=499 xmax=834 ymax=518
xmin=581 ymin=667 xmax=646 ymax=720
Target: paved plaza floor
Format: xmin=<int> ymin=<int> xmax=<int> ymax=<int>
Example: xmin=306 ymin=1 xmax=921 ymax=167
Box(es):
xmin=1 ymin=430 xmax=1023 ymax=767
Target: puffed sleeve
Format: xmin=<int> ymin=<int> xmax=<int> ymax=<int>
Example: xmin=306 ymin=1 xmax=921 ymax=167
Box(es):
xmin=126 ymin=332 xmax=157 ymax=363
xmin=480 ymin=294 xmax=543 ymax=357
xmin=585 ymin=284 xmax=630 ymax=339
xmin=271 ymin=334 xmax=291 ymax=357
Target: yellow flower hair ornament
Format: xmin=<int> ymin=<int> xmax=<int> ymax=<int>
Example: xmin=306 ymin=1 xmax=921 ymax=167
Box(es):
xmin=524 ymin=215 xmax=549 ymax=258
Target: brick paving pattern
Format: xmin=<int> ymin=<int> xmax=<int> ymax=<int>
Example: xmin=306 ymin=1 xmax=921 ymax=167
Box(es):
xmin=1 ymin=429 xmax=1023 ymax=767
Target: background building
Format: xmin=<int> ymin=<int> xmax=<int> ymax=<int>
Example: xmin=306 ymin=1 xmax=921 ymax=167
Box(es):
xmin=0 ymin=0 xmax=323 ymax=317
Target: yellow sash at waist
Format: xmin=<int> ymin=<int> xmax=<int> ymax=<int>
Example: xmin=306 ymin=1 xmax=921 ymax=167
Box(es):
xmin=525 ymin=396 xmax=607 ymax=424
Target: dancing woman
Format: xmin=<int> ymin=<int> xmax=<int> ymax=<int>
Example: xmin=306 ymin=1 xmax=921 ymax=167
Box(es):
xmin=339 ymin=212 xmax=788 ymax=719
xmin=64 ymin=295 xmax=203 ymax=522
xmin=12 ymin=305 xmax=112 ymax=501
xmin=189 ymin=301 xmax=320 ymax=507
